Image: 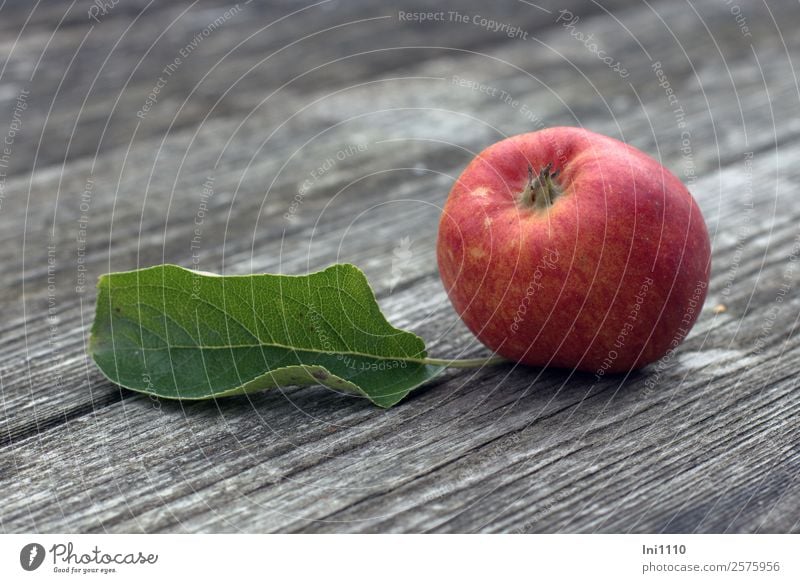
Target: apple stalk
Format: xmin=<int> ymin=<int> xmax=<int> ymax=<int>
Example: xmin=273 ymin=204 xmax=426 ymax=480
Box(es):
xmin=518 ymin=162 xmax=563 ymax=211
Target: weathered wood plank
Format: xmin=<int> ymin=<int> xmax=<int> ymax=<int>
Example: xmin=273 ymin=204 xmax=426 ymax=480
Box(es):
xmin=2 ymin=0 xmax=796 ymax=446
xmin=0 ymin=0 xmax=641 ymax=177
xmin=3 ymin=140 xmax=798 ymax=532
xmin=1 ymin=0 xmax=799 ymax=533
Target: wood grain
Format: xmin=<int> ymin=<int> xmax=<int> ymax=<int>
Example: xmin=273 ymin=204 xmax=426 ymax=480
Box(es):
xmin=1 ymin=0 xmax=799 ymax=533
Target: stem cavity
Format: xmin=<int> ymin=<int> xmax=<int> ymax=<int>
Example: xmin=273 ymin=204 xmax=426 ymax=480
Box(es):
xmin=518 ymin=162 xmax=563 ymax=211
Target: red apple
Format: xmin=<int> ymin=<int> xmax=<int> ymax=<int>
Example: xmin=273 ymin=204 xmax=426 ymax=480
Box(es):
xmin=437 ymin=127 xmax=710 ymax=375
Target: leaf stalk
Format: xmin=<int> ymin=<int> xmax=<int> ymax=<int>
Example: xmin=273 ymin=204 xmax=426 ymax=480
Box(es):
xmin=421 ymin=355 xmax=509 ymax=369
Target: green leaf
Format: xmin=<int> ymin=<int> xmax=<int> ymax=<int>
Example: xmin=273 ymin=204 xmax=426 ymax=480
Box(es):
xmin=89 ymin=264 xmax=445 ymax=408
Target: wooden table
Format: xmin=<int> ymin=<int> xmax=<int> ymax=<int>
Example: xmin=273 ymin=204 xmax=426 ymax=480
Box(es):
xmin=1 ymin=0 xmax=798 ymax=533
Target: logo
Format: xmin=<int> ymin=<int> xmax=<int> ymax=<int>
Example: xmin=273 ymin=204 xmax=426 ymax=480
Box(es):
xmin=20 ymin=543 xmax=46 ymax=571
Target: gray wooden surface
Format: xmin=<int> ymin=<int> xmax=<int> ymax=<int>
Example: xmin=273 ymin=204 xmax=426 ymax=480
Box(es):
xmin=1 ymin=0 xmax=798 ymax=533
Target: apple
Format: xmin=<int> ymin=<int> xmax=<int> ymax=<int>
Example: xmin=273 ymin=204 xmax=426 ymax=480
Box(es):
xmin=437 ymin=127 xmax=710 ymax=374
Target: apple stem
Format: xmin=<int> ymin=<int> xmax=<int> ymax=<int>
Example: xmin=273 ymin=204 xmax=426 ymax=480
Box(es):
xmin=421 ymin=355 xmax=509 ymax=369
xmin=518 ymin=162 xmax=563 ymax=211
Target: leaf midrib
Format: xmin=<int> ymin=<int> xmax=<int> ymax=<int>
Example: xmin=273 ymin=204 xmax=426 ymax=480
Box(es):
xmin=113 ymin=341 xmax=429 ymax=363
xmin=100 ymin=274 xmax=422 ymax=361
